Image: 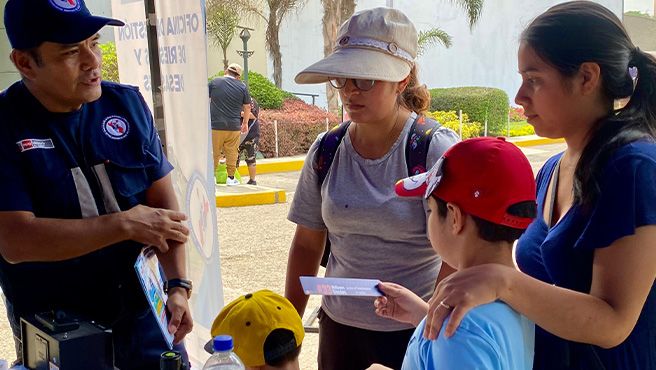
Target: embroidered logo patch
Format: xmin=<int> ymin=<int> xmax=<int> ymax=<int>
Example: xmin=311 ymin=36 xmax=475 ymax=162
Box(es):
xmin=16 ymin=138 xmax=55 ymax=152
xmin=102 ymin=116 xmax=130 ymax=140
xmin=49 ymin=0 xmax=81 ymax=12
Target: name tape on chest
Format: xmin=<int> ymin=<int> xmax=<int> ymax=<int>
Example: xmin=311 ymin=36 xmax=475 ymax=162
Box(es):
xmin=16 ymin=138 xmax=55 ymax=152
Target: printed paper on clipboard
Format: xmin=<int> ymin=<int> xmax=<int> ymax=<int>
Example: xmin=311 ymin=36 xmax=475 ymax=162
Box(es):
xmin=135 ymin=248 xmax=174 ymax=348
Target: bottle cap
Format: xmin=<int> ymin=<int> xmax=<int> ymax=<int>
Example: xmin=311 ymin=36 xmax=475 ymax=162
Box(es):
xmin=160 ymin=351 xmax=181 ymax=370
xmin=213 ymin=335 xmax=234 ymax=352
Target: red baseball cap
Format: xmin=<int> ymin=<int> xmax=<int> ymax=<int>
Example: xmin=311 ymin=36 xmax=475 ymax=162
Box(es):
xmin=395 ymin=137 xmax=536 ymax=229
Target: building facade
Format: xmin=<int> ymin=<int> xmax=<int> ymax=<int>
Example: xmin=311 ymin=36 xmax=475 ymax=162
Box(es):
xmin=276 ymin=0 xmax=624 ymax=108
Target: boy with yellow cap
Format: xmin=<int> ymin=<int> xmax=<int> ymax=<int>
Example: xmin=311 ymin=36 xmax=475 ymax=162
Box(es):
xmin=205 ymin=290 xmax=304 ymax=370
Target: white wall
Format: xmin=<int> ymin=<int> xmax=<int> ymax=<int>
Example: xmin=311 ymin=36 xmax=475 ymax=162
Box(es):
xmin=276 ymin=0 xmax=623 ymax=108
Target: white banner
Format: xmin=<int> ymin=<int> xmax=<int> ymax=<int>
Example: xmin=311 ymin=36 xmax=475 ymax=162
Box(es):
xmin=111 ymin=0 xmax=222 ymax=366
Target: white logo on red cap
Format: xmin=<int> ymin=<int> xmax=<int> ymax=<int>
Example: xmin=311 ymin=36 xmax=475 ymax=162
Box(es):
xmin=49 ymin=0 xmax=81 ymax=12
xmin=102 ymin=116 xmax=129 ymax=140
xmin=402 ymin=176 xmax=425 ymax=191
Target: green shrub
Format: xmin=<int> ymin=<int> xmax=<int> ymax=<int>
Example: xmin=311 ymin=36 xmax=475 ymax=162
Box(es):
xmin=100 ymin=42 xmax=119 ymax=82
xmin=429 ymin=87 xmax=509 ymax=136
xmin=426 ymin=110 xmax=482 ymax=139
xmin=209 ymin=70 xmax=293 ymax=109
xmin=509 ymin=123 xmax=535 ymax=137
xmin=244 ymin=71 xmax=287 ymax=109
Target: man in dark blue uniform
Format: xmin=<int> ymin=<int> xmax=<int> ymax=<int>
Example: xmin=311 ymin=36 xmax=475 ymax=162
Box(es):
xmin=0 ymin=0 xmax=193 ymax=368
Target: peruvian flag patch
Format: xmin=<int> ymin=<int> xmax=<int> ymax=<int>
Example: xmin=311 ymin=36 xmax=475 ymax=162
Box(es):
xmin=16 ymin=138 xmax=55 ymax=152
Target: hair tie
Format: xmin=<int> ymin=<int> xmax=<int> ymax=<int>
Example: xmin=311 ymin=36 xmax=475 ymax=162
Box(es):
xmin=629 ymin=47 xmax=641 ymax=87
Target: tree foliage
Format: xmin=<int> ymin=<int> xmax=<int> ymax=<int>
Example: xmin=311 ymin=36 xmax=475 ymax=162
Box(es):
xmin=416 ymin=1 xmax=484 ymax=57
xmin=100 ymin=42 xmax=119 ymax=83
xmin=206 ymin=0 xmax=241 ymax=70
xmin=321 ymin=0 xmax=356 ymax=114
xmin=236 ymin=0 xmax=308 ymax=88
xmin=624 ymin=10 xmax=654 ymax=19
xmin=450 ymin=0 xmax=484 ymax=29
xmin=417 ymin=28 xmax=452 ymax=57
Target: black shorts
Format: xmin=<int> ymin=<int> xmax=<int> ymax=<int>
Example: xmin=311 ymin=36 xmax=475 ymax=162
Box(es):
xmin=317 ymin=308 xmax=414 ymax=370
xmin=238 ymin=139 xmax=258 ymax=166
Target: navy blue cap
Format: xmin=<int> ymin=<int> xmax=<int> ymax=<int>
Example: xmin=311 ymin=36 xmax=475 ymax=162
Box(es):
xmin=4 ymin=0 xmax=125 ymax=49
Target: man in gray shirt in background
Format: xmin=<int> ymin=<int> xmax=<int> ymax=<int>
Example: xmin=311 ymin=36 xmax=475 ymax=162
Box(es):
xmin=209 ymin=63 xmax=251 ymax=185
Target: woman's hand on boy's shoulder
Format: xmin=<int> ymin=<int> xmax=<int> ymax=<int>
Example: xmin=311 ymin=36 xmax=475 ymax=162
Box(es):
xmin=374 ymin=282 xmax=428 ymax=327
xmin=425 ymin=264 xmax=511 ymax=340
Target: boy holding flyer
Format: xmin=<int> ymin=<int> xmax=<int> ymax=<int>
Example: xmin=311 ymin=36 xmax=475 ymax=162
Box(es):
xmin=370 ymin=137 xmax=537 ymax=370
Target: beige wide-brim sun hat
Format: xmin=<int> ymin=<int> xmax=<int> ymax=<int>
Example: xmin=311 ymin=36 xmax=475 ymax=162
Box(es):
xmin=295 ymin=7 xmax=418 ymax=84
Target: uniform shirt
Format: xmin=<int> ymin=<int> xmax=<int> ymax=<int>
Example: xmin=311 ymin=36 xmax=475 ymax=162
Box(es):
xmin=516 ymin=142 xmax=656 ymax=370
xmin=0 ymin=81 xmax=173 ymax=326
xmin=402 ymin=302 xmax=535 ymax=370
xmin=208 ymin=76 xmax=251 ymax=131
xmin=288 ymin=112 xmax=459 ymax=331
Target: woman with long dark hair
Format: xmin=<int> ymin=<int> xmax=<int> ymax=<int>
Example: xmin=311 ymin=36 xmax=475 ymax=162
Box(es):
xmin=421 ymin=2 xmax=656 ymax=369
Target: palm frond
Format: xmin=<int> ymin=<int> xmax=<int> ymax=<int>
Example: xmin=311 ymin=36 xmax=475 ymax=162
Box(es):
xmin=449 ymin=0 xmax=484 ymax=29
xmin=417 ymin=28 xmax=452 ymax=56
xmin=206 ymin=1 xmax=241 ymax=50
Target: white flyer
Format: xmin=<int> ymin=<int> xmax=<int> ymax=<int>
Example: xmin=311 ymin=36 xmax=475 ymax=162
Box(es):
xmin=134 ymin=248 xmax=174 ymax=349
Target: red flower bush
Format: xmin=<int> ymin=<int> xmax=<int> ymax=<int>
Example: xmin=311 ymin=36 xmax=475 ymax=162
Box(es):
xmin=258 ymin=99 xmax=340 ymax=158
xmin=509 ymin=106 xmax=527 ymax=122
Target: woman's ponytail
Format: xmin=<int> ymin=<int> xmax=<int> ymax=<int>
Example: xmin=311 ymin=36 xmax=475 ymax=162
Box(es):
xmin=399 ymin=66 xmax=431 ymax=115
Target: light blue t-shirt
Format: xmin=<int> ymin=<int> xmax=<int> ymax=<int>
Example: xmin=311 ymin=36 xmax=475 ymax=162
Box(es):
xmin=402 ymin=301 xmax=535 ymax=370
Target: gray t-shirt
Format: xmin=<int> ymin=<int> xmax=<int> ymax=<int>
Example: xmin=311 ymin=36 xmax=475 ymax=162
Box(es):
xmin=208 ymin=76 xmax=251 ymax=131
xmin=288 ymin=112 xmax=459 ymax=331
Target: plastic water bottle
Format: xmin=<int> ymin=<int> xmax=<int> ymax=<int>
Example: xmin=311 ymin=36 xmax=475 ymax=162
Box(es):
xmin=202 ymin=335 xmax=245 ymax=370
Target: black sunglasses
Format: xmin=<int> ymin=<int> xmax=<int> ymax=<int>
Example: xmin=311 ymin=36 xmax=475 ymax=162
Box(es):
xmin=329 ymin=78 xmax=376 ymax=91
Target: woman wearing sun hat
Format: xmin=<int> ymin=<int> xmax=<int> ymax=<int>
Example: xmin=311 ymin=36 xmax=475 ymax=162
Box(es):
xmin=284 ymin=7 xmax=458 ymax=370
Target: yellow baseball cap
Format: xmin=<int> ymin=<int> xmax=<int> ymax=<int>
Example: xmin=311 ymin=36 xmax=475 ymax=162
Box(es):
xmin=205 ymin=290 xmax=305 ymax=367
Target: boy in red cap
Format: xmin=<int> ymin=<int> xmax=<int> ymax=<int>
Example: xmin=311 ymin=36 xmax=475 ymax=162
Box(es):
xmin=369 ymin=137 xmax=537 ymax=370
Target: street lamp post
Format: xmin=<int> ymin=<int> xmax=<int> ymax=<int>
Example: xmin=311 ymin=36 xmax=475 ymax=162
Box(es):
xmin=237 ymin=28 xmax=254 ymax=84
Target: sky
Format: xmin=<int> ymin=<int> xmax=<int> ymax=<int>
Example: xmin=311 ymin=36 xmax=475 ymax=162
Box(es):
xmin=625 ymin=0 xmax=655 ymax=14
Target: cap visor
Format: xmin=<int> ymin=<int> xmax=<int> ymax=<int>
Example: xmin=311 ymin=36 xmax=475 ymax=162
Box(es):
xmin=295 ymin=47 xmax=411 ymax=84
xmin=203 ymin=339 xmax=213 ymax=354
xmin=395 ymin=172 xmax=429 ymax=198
xmin=48 ymin=16 xmax=125 ymax=45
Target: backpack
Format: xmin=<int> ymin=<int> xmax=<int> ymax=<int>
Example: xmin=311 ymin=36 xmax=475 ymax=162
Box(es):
xmin=313 ymin=114 xmax=441 ymax=267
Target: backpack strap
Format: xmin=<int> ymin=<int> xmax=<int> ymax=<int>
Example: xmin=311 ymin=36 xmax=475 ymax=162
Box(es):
xmin=314 ymin=121 xmax=351 ymax=185
xmin=314 ymin=121 xmax=351 ymax=268
xmin=405 ymin=115 xmax=441 ymax=176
